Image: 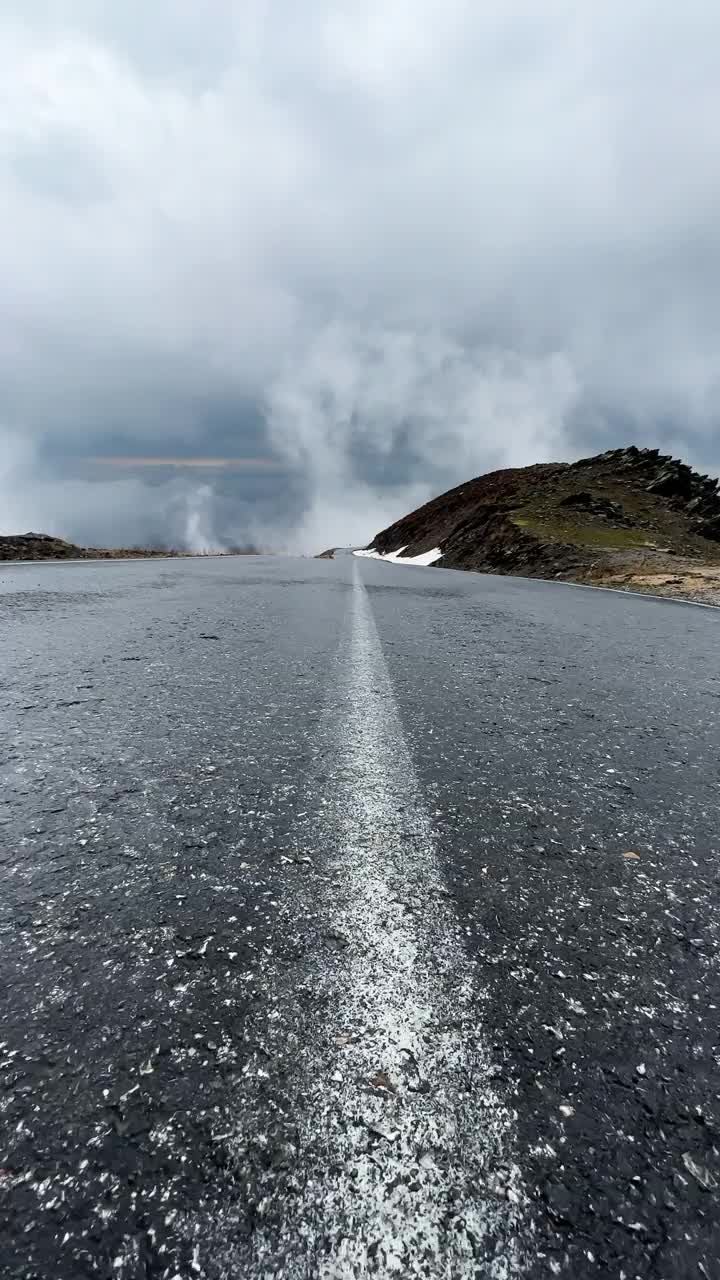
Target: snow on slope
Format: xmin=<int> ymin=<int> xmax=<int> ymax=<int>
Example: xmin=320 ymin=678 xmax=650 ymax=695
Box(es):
xmin=353 ymin=545 xmax=443 ymax=567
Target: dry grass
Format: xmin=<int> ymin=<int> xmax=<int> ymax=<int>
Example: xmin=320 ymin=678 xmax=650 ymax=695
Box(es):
xmin=590 ymin=564 xmax=720 ymax=606
xmin=512 ymin=515 xmax=652 ymax=550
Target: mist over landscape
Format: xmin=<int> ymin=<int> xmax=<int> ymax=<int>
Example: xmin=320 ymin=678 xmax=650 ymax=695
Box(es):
xmin=4 ymin=10 xmax=720 ymax=1274
xmin=2 ymin=1 xmax=720 ymax=551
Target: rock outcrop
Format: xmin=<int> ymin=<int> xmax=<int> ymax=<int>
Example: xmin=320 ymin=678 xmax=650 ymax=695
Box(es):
xmin=0 ymin=533 xmax=88 ymax=560
xmin=0 ymin=533 xmax=175 ymax=561
xmin=364 ymin=446 xmax=720 ymax=589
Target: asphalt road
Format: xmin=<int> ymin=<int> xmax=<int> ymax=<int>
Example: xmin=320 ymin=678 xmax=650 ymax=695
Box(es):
xmin=1 ymin=553 xmax=719 ymax=1280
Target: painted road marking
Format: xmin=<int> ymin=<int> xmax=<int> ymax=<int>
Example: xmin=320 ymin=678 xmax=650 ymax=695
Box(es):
xmin=212 ymin=560 xmax=530 ymax=1277
xmin=280 ymin=563 xmax=528 ymax=1275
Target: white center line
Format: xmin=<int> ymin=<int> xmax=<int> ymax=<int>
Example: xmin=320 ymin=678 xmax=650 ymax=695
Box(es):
xmin=286 ymin=562 xmax=529 ymax=1277
xmin=211 ymin=561 xmax=530 ymax=1278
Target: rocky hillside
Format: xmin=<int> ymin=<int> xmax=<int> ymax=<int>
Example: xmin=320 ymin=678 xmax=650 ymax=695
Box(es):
xmin=0 ymin=535 xmax=264 ymax=562
xmin=0 ymin=533 xmax=179 ymax=561
xmin=365 ymin=447 xmax=720 ymax=602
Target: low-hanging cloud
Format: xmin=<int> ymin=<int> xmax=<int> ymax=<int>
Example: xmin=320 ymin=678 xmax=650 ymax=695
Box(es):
xmin=263 ymin=323 xmax=581 ymax=549
xmin=1 ymin=2 xmax=719 ymax=550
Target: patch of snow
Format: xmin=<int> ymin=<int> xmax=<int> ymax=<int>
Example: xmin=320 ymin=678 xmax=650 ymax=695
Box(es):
xmin=353 ymin=545 xmax=443 ymax=566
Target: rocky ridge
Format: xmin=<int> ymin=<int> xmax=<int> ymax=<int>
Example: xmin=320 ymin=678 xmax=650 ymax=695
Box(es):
xmin=366 ymin=447 xmax=720 ymax=604
xmin=0 ymin=534 xmax=261 ymax=562
xmin=0 ymin=534 xmax=179 ymax=562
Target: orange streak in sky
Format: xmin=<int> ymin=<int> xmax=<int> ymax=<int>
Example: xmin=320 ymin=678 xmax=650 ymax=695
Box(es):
xmin=84 ymin=456 xmax=282 ymax=469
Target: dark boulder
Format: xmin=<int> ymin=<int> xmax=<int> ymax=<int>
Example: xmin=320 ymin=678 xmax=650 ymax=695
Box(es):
xmin=557 ymin=492 xmax=634 ymax=525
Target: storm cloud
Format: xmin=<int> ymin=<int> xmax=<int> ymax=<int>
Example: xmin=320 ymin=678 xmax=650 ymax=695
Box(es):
xmin=2 ymin=2 xmax=719 ymax=550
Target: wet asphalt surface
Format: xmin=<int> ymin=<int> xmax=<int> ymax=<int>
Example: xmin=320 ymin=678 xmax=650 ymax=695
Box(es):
xmin=1 ymin=554 xmax=719 ymax=1280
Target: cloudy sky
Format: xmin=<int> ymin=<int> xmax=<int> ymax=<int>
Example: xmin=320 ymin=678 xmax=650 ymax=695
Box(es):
xmin=2 ymin=2 xmax=719 ymax=551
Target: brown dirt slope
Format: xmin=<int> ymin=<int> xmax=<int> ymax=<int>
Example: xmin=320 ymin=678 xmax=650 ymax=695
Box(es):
xmin=367 ymin=446 xmax=720 ymax=604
